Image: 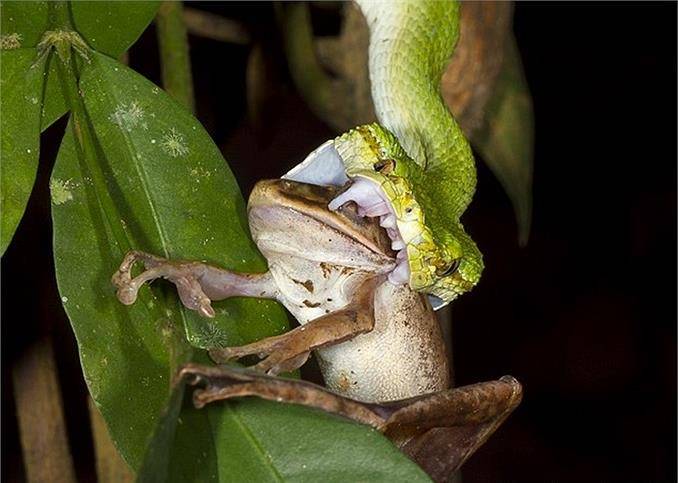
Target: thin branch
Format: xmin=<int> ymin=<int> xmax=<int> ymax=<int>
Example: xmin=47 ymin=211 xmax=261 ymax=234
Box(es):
xmin=12 ymin=338 xmax=77 ymax=483
xmin=156 ymin=1 xmax=195 ymax=113
xmin=276 ymin=2 xmax=336 ymax=121
xmin=183 ymin=7 xmax=250 ymax=45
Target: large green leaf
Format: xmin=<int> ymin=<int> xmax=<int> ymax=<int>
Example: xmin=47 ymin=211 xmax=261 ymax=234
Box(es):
xmin=143 ymin=378 xmax=431 ymax=483
xmin=52 ymin=51 xmax=287 ymax=467
xmin=42 ymin=1 xmax=161 ymax=131
xmin=0 ymin=49 xmax=45 ymax=255
xmin=473 ymin=36 xmax=534 ymax=245
xmin=80 ymin=52 xmax=288 ymax=348
xmin=52 ymin=123 xmax=183 ymax=468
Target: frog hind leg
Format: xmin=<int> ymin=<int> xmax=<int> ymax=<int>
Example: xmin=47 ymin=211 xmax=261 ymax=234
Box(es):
xmin=111 ymin=250 xmax=279 ymax=318
xmin=381 ymin=376 xmax=522 ymax=481
xmin=209 ymin=278 xmax=378 ymax=375
xmin=179 ymin=363 xmax=521 ymax=481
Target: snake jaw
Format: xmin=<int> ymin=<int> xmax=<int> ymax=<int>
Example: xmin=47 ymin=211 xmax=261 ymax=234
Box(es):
xmin=330 ymin=124 xmax=482 ymax=306
xmin=284 ymin=123 xmax=483 ymax=308
xmin=329 ymin=178 xmax=411 ymax=285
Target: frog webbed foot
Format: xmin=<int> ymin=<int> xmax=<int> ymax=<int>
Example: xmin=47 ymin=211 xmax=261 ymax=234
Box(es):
xmin=112 ymin=250 xmax=278 ymax=318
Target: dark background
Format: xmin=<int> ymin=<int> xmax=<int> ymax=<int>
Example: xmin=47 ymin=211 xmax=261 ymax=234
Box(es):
xmin=2 ymin=2 xmax=676 ymax=482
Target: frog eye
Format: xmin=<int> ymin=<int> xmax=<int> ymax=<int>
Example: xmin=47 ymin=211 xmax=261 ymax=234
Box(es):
xmin=437 ymin=259 xmax=461 ymax=277
xmin=373 ymin=159 xmax=395 ymax=174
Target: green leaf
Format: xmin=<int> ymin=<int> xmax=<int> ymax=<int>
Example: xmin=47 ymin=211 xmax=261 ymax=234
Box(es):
xmin=140 ymin=375 xmax=431 ymax=483
xmin=206 ymin=399 xmax=431 ymax=482
xmin=52 ymin=121 xmax=182 ymax=469
xmin=0 ymin=49 xmax=45 ymax=255
xmin=83 ymin=52 xmax=288 ymax=348
xmin=52 ymin=51 xmax=287 ymax=467
xmin=40 ymin=1 xmax=160 ymax=131
xmin=0 ymin=1 xmax=49 ymax=49
xmin=474 ymin=36 xmax=534 ymax=245
xmin=70 ymin=1 xmax=160 ymax=57
xmin=136 ymin=382 xmax=187 ymax=483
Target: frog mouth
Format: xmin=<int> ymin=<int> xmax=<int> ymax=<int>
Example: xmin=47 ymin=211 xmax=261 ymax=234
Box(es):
xmin=249 ymin=179 xmax=395 ymax=262
xmin=283 ymin=141 xmax=410 ymax=285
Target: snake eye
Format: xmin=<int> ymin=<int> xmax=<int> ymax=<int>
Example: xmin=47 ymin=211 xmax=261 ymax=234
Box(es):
xmin=373 ymin=159 xmax=395 ymax=174
xmin=437 ymin=259 xmax=461 ymax=277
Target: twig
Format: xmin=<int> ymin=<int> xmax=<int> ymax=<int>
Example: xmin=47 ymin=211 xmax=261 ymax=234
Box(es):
xmin=276 ymin=2 xmax=336 ymax=122
xmin=183 ymin=7 xmax=250 ymax=45
xmin=12 ymin=338 xmax=77 ymax=483
xmin=156 ymin=1 xmax=195 ymax=113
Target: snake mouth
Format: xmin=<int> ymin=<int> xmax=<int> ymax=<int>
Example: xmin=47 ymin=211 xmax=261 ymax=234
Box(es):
xmin=283 ymin=141 xmax=411 ymax=285
xmin=328 ymin=178 xmax=410 ymax=284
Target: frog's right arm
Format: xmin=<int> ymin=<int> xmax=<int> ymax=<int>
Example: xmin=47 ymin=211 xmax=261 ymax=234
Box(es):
xmin=112 ymin=249 xmax=378 ymax=376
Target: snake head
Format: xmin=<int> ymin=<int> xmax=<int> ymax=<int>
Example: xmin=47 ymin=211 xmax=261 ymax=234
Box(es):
xmin=332 ymin=123 xmax=483 ymax=307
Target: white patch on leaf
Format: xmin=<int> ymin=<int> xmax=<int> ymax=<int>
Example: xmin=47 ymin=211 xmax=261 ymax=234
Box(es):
xmin=190 ymin=166 xmax=212 ymax=181
xmin=50 ymin=178 xmax=75 ymax=205
xmin=160 ymin=128 xmax=189 ymax=157
xmin=109 ymin=101 xmax=145 ymax=132
xmin=0 ymin=33 xmax=22 ymax=50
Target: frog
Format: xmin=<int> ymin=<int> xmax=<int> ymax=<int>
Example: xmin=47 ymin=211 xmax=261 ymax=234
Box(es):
xmin=112 ymin=178 xmax=521 ymax=480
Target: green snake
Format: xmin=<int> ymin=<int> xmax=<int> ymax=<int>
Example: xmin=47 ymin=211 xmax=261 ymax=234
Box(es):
xmin=286 ymin=0 xmax=482 ymax=308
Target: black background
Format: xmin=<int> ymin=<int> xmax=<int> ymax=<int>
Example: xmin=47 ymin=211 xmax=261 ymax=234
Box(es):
xmin=2 ymin=2 xmax=676 ymax=481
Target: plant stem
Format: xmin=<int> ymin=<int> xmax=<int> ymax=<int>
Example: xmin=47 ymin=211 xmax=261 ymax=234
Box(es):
xmin=277 ymin=2 xmax=334 ymax=120
xmin=183 ymin=7 xmax=250 ymax=45
xmin=47 ymin=0 xmax=72 ymax=30
xmin=53 ymin=43 xmax=131 ymax=254
xmin=12 ymin=338 xmax=77 ymax=483
xmin=156 ymin=1 xmax=195 ymax=113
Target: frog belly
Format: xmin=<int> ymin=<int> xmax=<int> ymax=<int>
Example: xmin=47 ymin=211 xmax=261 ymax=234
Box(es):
xmin=316 ymin=282 xmax=449 ymax=403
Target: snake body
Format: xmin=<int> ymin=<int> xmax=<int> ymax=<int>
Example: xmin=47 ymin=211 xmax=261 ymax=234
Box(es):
xmin=288 ymin=0 xmax=483 ymax=306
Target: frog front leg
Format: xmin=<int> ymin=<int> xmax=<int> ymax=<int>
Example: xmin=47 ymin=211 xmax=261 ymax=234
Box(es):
xmin=112 ymin=250 xmax=378 ymax=375
xmin=206 ymin=307 xmax=357 ymax=375
xmin=112 ymin=250 xmax=279 ymax=318
xmin=209 ymin=278 xmax=377 ymax=375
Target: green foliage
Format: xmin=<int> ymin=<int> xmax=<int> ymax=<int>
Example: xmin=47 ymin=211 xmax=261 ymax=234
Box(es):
xmin=1 ymin=0 xmax=160 ymax=131
xmin=70 ymin=1 xmax=161 ymax=57
xmin=0 ymin=49 xmax=45 ymax=255
xmin=44 ymin=1 xmax=160 ymax=131
xmin=2 ymin=2 xmax=432 ymax=480
xmin=70 ymin=53 xmax=288 ymax=349
xmin=0 ymin=1 xmax=49 ymax=48
xmin=473 ymin=36 xmax=534 ymax=245
xmin=52 ymin=122 xmax=186 ymax=468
